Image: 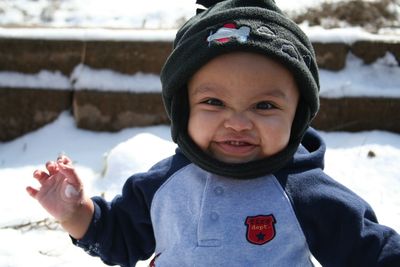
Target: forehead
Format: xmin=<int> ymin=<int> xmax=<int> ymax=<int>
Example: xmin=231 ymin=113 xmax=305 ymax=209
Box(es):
xmin=195 ymin=51 xmax=291 ymax=71
xmin=188 ymin=51 xmax=299 ymax=98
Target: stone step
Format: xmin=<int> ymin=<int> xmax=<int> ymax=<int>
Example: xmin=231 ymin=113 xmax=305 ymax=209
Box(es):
xmin=1 ymin=36 xmax=400 ymax=141
xmin=0 ymin=39 xmax=172 ymax=75
xmin=2 ymin=87 xmax=399 ymax=142
xmin=0 ymin=88 xmax=72 ymax=141
xmin=1 ymin=38 xmax=400 ymax=74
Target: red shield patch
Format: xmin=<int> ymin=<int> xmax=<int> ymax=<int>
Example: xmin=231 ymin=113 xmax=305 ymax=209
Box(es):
xmin=245 ymin=214 xmax=276 ymax=245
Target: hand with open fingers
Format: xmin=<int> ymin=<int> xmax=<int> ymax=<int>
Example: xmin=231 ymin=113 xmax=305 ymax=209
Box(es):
xmin=26 ymin=155 xmax=86 ymax=223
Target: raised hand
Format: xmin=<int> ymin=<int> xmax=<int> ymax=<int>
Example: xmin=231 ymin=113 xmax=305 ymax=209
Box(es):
xmin=26 ymin=155 xmax=86 ymax=223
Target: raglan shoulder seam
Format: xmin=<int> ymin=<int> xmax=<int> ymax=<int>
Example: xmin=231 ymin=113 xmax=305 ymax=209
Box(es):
xmin=150 ymin=162 xmax=195 ymax=214
xmin=270 ymin=174 xmax=311 ymax=246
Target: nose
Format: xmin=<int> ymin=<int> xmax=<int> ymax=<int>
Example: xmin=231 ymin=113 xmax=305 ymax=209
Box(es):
xmin=223 ymin=112 xmax=253 ymax=132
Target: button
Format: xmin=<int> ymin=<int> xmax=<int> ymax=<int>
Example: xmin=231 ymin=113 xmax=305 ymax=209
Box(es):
xmin=214 ymin=186 xmax=224 ymax=196
xmin=210 ymin=212 xmax=219 ymax=221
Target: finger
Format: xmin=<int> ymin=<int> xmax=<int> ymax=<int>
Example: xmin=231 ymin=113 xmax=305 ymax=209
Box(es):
xmin=57 ymin=155 xmax=72 ymax=166
xmin=46 ymin=161 xmax=59 ymax=176
xmin=33 ymin=169 xmax=50 ymax=184
xmin=26 ymin=186 xmax=39 ymax=199
xmin=57 ymin=161 xmax=81 ymax=187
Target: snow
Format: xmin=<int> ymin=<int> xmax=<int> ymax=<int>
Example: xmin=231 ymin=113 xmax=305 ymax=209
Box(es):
xmin=0 ymin=65 xmax=163 ymax=92
xmin=71 ymin=64 xmax=162 ymax=92
xmin=0 ymin=111 xmax=399 ymax=266
xmin=0 ymin=112 xmax=174 ymax=267
xmin=65 ymin=184 xmax=79 ymax=199
xmin=0 ymin=0 xmax=399 ymax=265
xmin=1 ymin=0 xmax=399 ymax=96
xmin=0 ymin=28 xmax=177 ymax=41
xmin=1 ymin=51 xmax=399 ymax=97
xmin=319 ymin=52 xmax=400 ymax=98
xmin=302 ymin=24 xmax=400 ymax=43
xmin=1 ymin=0 xmax=399 ymax=43
xmin=0 ymin=0 xmax=195 ymax=29
xmin=1 ymin=0 xmax=399 ymax=98
xmin=3 ymin=0 xmax=393 ymax=30
xmin=0 ymin=70 xmax=71 ymax=90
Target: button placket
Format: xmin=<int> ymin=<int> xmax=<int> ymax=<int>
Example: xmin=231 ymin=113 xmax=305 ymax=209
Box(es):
xmin=197 ymin=176 xmax=223 ymax=247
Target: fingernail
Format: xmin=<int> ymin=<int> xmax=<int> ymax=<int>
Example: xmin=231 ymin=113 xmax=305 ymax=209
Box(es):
xmin=57 ymin=152 xmax=66 ymax=160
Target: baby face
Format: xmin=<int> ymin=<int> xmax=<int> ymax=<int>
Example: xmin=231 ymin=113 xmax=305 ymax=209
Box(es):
xmin=188 ymin=52 xmax=299 ymax=164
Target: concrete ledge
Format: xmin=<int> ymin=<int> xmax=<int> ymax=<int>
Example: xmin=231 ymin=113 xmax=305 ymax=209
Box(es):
xmin=351 ymin=40 xmax=400 ymax=64
xmin=313 ymin=42 xmax=349 ymax=70
xmin=73 ymin=90 xmax=168 ymax=132
xmin=2 ymin=38 xmax=399 ymax=74
xmin=83 ymin=41 xmax=172 ymax=74
xmin=1 ymin=37 xmax=399 ymax=141
xmin=313 ymin=40 xmax=400 ymax=70
xmin=0 ymin=39 xmax=83 ymax=75
xmin=312 ymin=97 xmax=400 ymax=132
xmin=1 ymin=86 xmax=399 ymax=142
xmin=0 ymin=88 xmax=72 ymax=141
xmin=0 ymin=39 xmax=172 ymax=75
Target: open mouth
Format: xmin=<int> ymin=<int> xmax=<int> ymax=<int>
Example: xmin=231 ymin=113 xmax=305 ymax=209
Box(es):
xmin=224 ymin=140 xmax=250 ymax=146
xmin=215 ymin=140 xmax=257 ymax=156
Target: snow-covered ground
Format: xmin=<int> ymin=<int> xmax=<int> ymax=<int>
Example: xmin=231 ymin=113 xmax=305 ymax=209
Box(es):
xmin=0 ymin=113 xmax=174 ymax=267
xmin=0 ymin=112 xmax=400 ymax=266
xmin=1 ymin=0 xmax=400 ymax=100
xmin=0 ymin=0 xmax=367 ymax=29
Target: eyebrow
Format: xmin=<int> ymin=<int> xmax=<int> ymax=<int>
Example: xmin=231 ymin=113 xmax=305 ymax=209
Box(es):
xmin=189 ymin=85 xmax=218 ymax=97
xmin=259 ymin=89 xmax=288 ymax=100
xmin=190 ymin=84 xmax=289 ymax=100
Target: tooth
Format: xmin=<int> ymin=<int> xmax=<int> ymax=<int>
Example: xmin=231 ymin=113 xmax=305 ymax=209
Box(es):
xmin=230 ymin=141 xmax=242 ymax=146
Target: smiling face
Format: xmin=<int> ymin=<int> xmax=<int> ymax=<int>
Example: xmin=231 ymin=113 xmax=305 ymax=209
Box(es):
xmin=187 ymin=52 xmax=300 ymax=164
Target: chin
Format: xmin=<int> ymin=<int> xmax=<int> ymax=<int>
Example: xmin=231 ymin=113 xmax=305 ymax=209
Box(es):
xmin=213 ymin=153 xmax=260 ymax=164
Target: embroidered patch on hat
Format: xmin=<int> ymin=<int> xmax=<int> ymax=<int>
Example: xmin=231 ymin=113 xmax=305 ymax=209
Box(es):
xmin=207 ymin=23 xmax=250 ymax=44
xmin=245 ymin=214 xmax=276 ymax=245
xmin=281 ymin=44 xmax=299 ymax=61
xmin=257 ymin=25 xmax=276 ymax=37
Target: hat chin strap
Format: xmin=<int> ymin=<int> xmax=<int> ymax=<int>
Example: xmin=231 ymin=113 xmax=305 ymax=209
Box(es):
xmin=177 ymin=129 xmax=302 ymax=179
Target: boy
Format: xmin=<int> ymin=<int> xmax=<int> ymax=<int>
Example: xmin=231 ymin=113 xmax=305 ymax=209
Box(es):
xmin=27 ymin=0 xmax=400 ymax=266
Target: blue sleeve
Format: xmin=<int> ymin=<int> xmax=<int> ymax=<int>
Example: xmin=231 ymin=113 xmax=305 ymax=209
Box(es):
xmin=72 ymin=151 xmax=190 ymax=267
xmin=276 ymin=169 xmax=400 ymax=266
xmin=73 ymin=175 xmax=157 ymax=267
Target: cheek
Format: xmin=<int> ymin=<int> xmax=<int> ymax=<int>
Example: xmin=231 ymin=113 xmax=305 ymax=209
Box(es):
xmin=188 ymin=111 xmax=214 ymax=150
xmin=257 ymin=117 xmax=293 ymax=155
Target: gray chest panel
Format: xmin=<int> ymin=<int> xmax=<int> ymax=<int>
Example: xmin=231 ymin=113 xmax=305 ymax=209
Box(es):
xmin=150 ymin=164 xmax=312 ymax=266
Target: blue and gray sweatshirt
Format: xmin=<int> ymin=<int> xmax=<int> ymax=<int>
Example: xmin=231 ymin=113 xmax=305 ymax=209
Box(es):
xmin=73 ymin=128 xmax=400 ymax=266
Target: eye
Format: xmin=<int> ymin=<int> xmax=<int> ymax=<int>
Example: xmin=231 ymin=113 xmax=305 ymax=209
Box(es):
xmin=255 ymin=101 xmax=275 ymax=110
xmin=203 ymin=98 xmax=224 ymax=106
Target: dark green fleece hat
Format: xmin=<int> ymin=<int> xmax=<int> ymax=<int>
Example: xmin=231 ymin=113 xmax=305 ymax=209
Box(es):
xmin=160 ymin=0 xmax=320 ymax=179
